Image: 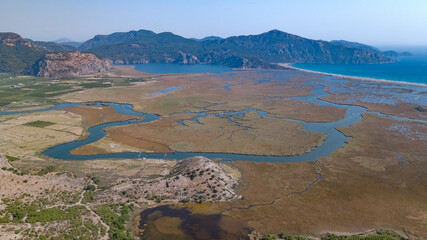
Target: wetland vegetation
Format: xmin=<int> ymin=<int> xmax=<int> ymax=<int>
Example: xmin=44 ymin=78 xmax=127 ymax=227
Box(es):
xmin=0 ymin=66 xmax=425 ymax=240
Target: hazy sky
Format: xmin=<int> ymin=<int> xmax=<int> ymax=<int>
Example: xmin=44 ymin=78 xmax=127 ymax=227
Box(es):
xmin=1 ymin=0 xmax=426 ymax=46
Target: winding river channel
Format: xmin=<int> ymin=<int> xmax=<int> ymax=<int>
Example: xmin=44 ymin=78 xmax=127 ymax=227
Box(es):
xmin=1 ymin=76 xmax=425 ymax=162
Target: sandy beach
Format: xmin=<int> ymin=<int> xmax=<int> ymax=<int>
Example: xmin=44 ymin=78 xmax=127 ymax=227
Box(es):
xmin=278 ymin=63 xmax=427 ymax=88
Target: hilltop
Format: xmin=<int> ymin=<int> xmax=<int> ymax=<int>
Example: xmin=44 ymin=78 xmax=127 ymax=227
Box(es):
xmin=100 ymin=156 xmax=240 ymax=204
xmin=0 ymin=33 xmax=45 ymax=73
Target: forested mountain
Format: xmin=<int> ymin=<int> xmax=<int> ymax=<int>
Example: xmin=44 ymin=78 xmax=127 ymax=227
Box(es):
xmin=0 ymin=30 xmax=395 ymax=74
xmin=79 ymin=29 xmax=392 ymax=68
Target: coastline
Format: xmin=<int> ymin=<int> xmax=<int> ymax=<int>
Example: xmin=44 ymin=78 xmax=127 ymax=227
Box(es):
xmin=278 ymin=63 xmax=427 ymax=88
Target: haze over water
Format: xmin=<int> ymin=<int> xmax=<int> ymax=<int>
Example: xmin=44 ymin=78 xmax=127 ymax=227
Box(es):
xmin=294 ymin=47 xmax=427 ymax=85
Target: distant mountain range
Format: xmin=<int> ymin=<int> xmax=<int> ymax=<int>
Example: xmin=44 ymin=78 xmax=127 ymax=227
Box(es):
xmin=53 ymin=38 xmax=83 ymax=48
xmin=190 ymin=36 xmax=224 ymax=41
xmin=0 ymin=29 xmax=407 ymax=75
xmin=76 ymin=29 xmax=392 ymax=68
xmin=27 ymin=39 xmax=77 ymax=52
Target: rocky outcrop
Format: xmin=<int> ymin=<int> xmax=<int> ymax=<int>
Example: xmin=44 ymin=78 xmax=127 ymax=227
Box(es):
xmin=100 ymin=156 xmax=241 ymax=204
xmin=177 ymin=51 xmax=201 ymax=64
xmin=0 ymin=154 xmax=12 ymax=169
xmin=33 ymin=51 xmax=112 ymax=78
xmin=151 ymin=156 xmax=241 ymax=203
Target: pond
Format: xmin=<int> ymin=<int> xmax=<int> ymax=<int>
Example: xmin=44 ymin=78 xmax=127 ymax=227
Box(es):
xmin=138 ymin=205 xmax=253 ymax=240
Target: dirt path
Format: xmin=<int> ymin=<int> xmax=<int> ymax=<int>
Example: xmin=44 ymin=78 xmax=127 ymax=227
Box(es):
xmin=36 ymin=190 xmax=110 ymax=239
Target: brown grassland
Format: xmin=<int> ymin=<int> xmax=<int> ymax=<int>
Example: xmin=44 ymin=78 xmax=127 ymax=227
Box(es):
xmin=1 ymin=66 xmax=426 ymax=239
xmin=185 ymin=113 xmax=426 ymax=239
xmin=65 ymin=105 xmax=144 ymax=127
xmin=322 ymin=80 xmax=427 ymax=121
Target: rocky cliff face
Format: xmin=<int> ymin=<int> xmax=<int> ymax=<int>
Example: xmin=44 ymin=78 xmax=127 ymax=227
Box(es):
xmin=33 ymin=51 xmax=112 ymax=78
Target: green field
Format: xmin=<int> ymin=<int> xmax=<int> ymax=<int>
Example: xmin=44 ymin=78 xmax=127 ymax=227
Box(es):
xmin=0 ymin=73 xmax=144 ymax=109
xmin=24 ymin=120 xmax=55 ymax=128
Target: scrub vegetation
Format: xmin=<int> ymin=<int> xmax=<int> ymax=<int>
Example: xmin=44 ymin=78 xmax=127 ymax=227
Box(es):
xmin=24 ymin=120 xmax=55 ymax=128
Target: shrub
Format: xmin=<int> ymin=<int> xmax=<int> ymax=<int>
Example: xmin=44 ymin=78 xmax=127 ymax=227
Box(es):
xmin=5 ymin=155 xmax=19 ymax=161
xmin=84 ymin=185 xmax=96 ymax=191
xmin=95 ymin=204 xmax=134 ymax=240
xmin=82 ymin=191 xmax=94 ymax=204
xmin=263 ymin=234 xmax=278 ymax=240
xmin=23 ymin=120 xmax=55 ymax=128
xmin=37 ymin=166 xmax=57 ymax=175
xmin=91 ymin=175 xmax=100 ymax=185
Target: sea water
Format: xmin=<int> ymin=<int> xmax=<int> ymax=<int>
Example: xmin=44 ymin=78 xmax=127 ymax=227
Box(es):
xmin=293 ymin=46 xmax=427 ymax=85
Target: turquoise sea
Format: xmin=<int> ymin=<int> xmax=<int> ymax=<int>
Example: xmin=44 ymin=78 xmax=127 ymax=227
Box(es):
xmin=293 ymin=47 xmax=427 ymax=85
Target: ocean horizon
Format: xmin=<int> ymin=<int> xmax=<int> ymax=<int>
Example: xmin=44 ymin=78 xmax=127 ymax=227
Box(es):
xmin=293 ymin=46 xmax=427 ymax=85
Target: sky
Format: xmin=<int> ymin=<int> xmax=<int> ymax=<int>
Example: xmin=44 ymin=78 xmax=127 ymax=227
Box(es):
xmin=1 ymin=0 xmax=426 ymax=46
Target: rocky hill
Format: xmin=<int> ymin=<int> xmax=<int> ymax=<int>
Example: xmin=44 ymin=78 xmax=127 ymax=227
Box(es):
xmin=0 ymin=33 xmax=36 ymax=48
xmin=101 ymin=156 xmax=241 ymax=204
xmin=33 ymin=51 xmax=112 ymax=78
xmin=0 ymin=32 xmax=46 ymax=73
xmin=79 ymin=29 xmax=393 ymax=68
